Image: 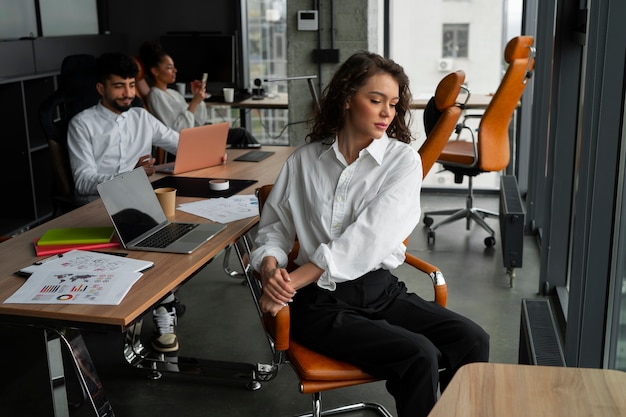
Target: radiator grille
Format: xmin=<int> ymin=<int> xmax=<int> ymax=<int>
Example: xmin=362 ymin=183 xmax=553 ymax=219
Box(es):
xmin=499 ymin=175 xmax=525 ymax=268
xmin=519 ymin=299 xmax=566 ymax=366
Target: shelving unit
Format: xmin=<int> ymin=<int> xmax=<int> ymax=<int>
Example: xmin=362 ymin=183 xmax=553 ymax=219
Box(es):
xmin=0 ymin=34 xmax=129 ymax=237
xmin=0 ymin=73 xmax=58 ymax=236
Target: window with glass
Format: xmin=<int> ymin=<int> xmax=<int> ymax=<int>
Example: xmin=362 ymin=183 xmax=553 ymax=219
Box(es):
xmin=611 ymin=94 xmax=626 ymax=371
xmin=442 ymin=24 xmax=469 ymax=58
xmin=245 ymin=0 xmax=289 ymax=145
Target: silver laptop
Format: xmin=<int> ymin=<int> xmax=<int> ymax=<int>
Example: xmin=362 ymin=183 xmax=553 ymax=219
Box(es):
xmin=97 ymin=167 xmax=226 ymax=254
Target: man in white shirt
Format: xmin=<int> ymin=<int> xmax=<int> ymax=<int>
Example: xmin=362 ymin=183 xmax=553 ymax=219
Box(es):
xmin=67 ymin=52 xmax=180 ymax=354
xmin=67 ymin=52 xmax=178 ymax=197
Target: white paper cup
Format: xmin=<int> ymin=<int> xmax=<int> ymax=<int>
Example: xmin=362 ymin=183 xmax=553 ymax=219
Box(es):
xmin=175 ymin=83 xmax=186 ymax=96
xmin=223 ymin=87 xmax=235 ymax=103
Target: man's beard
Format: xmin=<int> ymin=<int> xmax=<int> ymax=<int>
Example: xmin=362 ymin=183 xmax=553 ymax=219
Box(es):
xmin=111 ymin=100 xmax=132 ymax=112
xmin=104 ymin=95 xmax=133 ymax=113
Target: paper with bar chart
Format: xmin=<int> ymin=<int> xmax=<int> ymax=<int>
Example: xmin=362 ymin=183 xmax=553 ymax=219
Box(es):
xmin=5 ymin=269 xmax=143 ymax=305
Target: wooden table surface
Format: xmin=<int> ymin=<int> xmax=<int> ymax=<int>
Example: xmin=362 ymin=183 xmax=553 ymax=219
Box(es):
xmin=429 ymin=362 xmax=626 ymax=417
xmin=410 ymin=93 xmax=493 ymax=110
xmin=0 ymin=146 xmax=295 ymax=331
xmin=204 ymin=92 xmax=492 ymax=111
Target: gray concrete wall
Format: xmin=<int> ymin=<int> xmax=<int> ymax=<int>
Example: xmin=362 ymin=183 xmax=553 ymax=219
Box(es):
xmin=286 ymin=0 xmax=372 ymax=145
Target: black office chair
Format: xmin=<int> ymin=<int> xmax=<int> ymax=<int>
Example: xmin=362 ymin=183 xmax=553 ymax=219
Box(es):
xmin=39 ymin=54 xmax=99 ymax=216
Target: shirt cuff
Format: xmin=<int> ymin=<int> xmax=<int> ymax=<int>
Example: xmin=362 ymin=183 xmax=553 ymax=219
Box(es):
xmin=310 ymin=245 xmax=336 ymax=291
xmin=250 ymin=246 xmax=289 ymax=272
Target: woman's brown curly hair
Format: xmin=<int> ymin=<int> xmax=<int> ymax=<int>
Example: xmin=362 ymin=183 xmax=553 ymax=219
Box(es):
xmin=307 ymin=51 xmax=413 ymax=144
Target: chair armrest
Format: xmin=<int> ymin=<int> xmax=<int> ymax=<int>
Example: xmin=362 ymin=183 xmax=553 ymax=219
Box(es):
xmin=264 ymin=306 xmax=291 ymax=352
xmin=404 ymin=253 xmax=448 ymax=308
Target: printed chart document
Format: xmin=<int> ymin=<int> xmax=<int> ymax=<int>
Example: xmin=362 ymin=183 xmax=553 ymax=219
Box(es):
xmin=19 ymin=249 xmax=153 ymax=276
xmin=7 ymin=250 xmax=153 ymax=305
xmin=177 ymin=194 xmax=259 ymax=223
xmin=4 ymin=269 xmax=143 ymax=305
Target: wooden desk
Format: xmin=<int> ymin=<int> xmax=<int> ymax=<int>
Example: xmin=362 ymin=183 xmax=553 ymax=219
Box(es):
xmin=205 ymin=92 xmax=288 ymax=110
xmin=429 ymin=363 xmax=626 ymax=417
xmin=0 ymin=146 xmax=293 ymax=328
xmin=410 ymin=93 xmax=493 ymax=110
xmin=231 ymin=92 xmax=288 ymax=110
xmin=0 ymin=145 xmax=295 ymax=416
xmin=203 ymin=92 xmax=489 ymax=111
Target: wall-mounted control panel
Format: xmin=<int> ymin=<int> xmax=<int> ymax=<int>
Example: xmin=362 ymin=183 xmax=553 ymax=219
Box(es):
xmin=297 ymin=10 xmax=319 ymax=31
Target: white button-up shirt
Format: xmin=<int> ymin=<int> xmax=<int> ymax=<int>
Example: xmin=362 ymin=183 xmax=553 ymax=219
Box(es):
xmin=250 ymin=134 xmax=423 ymax=290
xmin=148 ymin=87 xmax=208 ymax=132
xmin=67 ymin=102 xmax=179 ymax=196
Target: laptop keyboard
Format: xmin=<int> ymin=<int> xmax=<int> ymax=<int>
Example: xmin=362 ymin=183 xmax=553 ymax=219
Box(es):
xmin=136 ymin=223 xmax=199 ymax=248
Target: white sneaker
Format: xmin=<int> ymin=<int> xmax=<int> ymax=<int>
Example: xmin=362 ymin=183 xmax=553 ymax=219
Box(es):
xmin=152 ymin=305 xmax=179 ymax=353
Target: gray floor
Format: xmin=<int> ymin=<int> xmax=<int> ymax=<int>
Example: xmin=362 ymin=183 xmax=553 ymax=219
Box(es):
xmin=1 ymin=192 xmax=544 ymax=417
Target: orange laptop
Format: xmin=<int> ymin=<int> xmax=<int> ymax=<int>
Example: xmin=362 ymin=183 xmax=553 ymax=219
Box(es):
xmin=155 ymin=122 xmax=229 ymax=174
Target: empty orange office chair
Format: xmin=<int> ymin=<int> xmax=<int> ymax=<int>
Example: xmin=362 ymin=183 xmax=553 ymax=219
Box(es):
xmin=422 ymin=36 xmax=536 ymax=247
xmin=418 ymin=70 xmax=468 ymax=176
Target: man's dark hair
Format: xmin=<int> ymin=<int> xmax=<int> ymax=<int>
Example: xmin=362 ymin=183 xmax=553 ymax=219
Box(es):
xmin=95 ymin=52 xmax=138 ymax=84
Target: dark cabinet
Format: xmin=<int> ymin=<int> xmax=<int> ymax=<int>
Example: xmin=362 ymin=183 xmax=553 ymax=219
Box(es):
xmin=0 ymin=34 xmax=129 ymax=236
xmin=0 ymin=75 xmax=56 ymax=236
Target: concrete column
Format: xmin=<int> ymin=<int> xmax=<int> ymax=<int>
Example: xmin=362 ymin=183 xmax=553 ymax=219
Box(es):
xmin=286 ymin=0 xmax=374 ymax=145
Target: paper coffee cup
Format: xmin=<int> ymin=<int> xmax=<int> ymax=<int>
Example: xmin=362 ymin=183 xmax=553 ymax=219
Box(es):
xmin=154 ymin=187 xmax=177 ymax=217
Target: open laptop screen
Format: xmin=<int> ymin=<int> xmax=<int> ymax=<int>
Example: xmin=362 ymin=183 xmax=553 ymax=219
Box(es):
xmin=98 ymin=168 xmax=167 ymax=244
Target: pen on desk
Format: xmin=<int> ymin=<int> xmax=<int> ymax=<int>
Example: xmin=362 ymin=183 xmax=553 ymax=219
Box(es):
xmin=34 ymin=253 xmax=63 ymax=265
xmin=90 ymin=250 xmax=128 ymax=257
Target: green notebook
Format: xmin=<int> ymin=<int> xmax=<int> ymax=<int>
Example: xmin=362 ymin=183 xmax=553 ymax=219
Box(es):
xmin=37 ymin=227 xmax=116 ymax=246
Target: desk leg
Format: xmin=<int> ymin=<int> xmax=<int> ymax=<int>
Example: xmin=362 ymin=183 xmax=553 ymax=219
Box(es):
xmin=222 ymin=233 xmax=253 ymax=278
xmin=44 ymin=330 xmax=70 ymax=417
xmin=49 ymin=328 xmax=115 ymax=417
xmin=121 ymin=234 xmax=277 ymax=390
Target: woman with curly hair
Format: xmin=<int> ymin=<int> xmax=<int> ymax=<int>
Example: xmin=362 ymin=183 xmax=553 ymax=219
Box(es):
xmin=249 ymin=51 xmax=489 ymax=417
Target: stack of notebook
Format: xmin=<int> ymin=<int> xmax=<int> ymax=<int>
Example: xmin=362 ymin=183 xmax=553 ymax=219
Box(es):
xmin=33 ymin=227 xmax=120 ymax=256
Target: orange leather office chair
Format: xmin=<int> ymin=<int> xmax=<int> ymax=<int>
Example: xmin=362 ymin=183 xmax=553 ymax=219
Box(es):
xmin=249 ymin=184 xmax=446 ymax=417
xmin=418 ymin=70 xmax=468 ymax=177
xmin=242 ymin=72 xmax=472 ymax=415
xmin=422 ymin=36 xmax=536 ymax=247
xmin=131 ymin=55 xmax=151 ymax=107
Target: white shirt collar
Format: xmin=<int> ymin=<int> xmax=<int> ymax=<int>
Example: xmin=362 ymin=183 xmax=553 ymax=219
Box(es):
xmin=329 ymin=133 xmax=390 ymax=166
xmin=96 ymin=101 xmax=128 ymax=121
xmin=366 ymin=133 xmax=390 ymax=165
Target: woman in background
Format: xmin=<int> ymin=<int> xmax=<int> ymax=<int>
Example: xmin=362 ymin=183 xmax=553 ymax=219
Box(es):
xmin=139 ymin=41 xmax=258 ymax=146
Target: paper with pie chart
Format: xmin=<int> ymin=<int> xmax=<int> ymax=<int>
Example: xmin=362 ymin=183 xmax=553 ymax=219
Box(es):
xmin=4 ymin=269 xmax=143 ymax=305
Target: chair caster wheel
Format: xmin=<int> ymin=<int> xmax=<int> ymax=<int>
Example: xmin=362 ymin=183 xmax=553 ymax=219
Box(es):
xmin=427 ymin=230 xmax=436 ymax=245
xmin=423 ymin=216 xmax=434 ymax=227
xmin=484 ymin=236 xmax=496 ymax=247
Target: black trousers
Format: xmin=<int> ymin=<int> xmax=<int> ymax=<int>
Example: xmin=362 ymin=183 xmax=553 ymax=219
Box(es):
xmin=289 ymin=269 xmax=490 ymax=417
